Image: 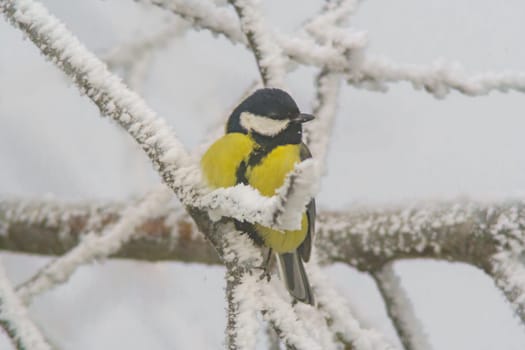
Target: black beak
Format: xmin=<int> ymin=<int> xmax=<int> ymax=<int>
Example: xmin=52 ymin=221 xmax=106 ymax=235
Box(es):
xmin=292 ymin=113 xmax=315 ymax=123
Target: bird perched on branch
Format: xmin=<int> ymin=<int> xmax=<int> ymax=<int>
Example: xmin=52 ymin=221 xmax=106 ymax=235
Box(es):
xmin=201 ymin=88 xmax=316 ymax=305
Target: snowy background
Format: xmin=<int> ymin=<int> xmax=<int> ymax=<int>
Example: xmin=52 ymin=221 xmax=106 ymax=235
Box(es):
xmin=1 ymin=0 xmax=525 ymax=349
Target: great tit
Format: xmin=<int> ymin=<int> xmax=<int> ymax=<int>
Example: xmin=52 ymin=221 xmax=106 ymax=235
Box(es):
xmin=201 ymin=88 xmax=315 ymax=305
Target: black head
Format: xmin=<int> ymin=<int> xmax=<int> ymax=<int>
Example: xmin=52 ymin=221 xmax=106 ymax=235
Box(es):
xmin=226 ymin=88 xmax=314 ymax=147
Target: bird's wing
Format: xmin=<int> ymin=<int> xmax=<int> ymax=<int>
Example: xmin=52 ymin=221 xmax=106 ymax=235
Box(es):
xmin=298 ymin=142 xmax=315 ymax=262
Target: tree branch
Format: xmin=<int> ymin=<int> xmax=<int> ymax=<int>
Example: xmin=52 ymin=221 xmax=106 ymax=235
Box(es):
xmin=103 ymin=21 xmax=187 ymax=90
xmin=372 ymin=263 xmax=432 ymax=350
xmin=349 ymin=55 xmax=525 ymax=98
xmin=307 ymin=260 xmax=396 ymax=350
xmin=304 ymin=70 xmax=341 ymax=167
xmin=146 ymin=0 xmax=247 ymax=45
xmin=228 ymin=0 xmax=286 ymax=87
xmin=3 ymin=198 xmax=520 ymax=269
xmin=0 ymin=260 xmax=52 ymax=350
xmin=487 ymin=252 xmax=525 ymax=324
xmin=15 ymin=187 xmax=172 ymax=305
xmin=144 ymin=0 xmax=525 ymax=99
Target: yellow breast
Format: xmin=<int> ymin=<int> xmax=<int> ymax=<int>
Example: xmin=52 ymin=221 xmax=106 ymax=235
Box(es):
xmin=246 ymin=144 xmax=307 ymax=253
xmin=246 ymin=144 xmax=301 ymax=196
xmin=201 ymin=133 xmax=254 ymax=188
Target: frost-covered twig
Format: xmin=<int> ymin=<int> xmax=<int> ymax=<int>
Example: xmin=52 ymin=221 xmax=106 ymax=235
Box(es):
xmin=145 ymin=0 xmax=350 ymax=70
xmin=226 ymin=271 xmax=260 ymax=350
xmin=349 ymin=55 xmax=525 ymax=98
xmin=372 ymin=263 xmax=432 ymax=350
xmin=199 ymin=159 xmax=319 ymax=231
xmin=304 ymin=71 xmax=341 ymax=167
xmin=221 ymin=231 xmax=323 ymax=350
xmin=488 ymin=252 xmax=525 ymax=324
xmin=304 ymin=0 xmax=366 ymax=54
xmin=103 ymin=21 xmax=187 ymax=90
xmin=308 ymin=261 xmax=396 ymax=350
xmin=222 ymin=230 xmax=262 ymax=350
xmin=309 ymin=0 xmax=360 ymax=28
xmin=146 ymin=0 xmax=247 ymax=45
xmin=16 ymin=187 xmax=172 ymax=304
xmin=228 ymin=0 xmax=286 ymax=87
xmin=0 ymin=259 xmax=52 ymax=350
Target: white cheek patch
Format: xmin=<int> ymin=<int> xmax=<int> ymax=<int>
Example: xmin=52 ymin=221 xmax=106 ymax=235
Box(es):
xmin=240 ymin=112 xmax=290 ymax=136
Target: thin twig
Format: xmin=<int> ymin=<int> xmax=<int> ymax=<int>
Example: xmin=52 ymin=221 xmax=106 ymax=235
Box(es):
xmin=372 ymin=263 xmax=432 ymax=350
xmin=349 ymin=55 xmax=525 ymax=98
xmin=228 ymin=0 xmax=286 ymax=87
xmin=304 ymin=70 xmax=341 ymax=167
xmin=16 ymin=187 xmax=172 ymax=304
xmin=0 ymin=259 xmax=52 ymax=350
xmin=308 ymin=261 xmax=396 ymax=350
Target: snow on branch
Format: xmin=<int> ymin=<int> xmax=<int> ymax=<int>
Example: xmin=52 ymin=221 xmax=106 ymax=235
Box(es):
xmin=304 ymin=0 xmax=366 ymax=54
xmin=305 ymin=71 xmax=341 ymax=166
xmin=488 ymin=252 xmax=525 ymax=324
xmin=4 ymin=198 xmax=525 ymax=269
xmin=221 ymin=230 xmax=323 ymax=350
xmin=308 ymin=261 xmax=396 ymax=350
xmin=16 ymin=186 xmax=173 ymax=304
xmin=144 ymin=0 xmax=363 ymax=71
xmin=349 ymin=55 xmax=525 ymax=98
xmin=146 ymin=0 xmax=525 ymax=99
xmin=372 ymin=263 xmax=432 ymax=350
xmin=228 ymin=0 xmax=286 ymax=87
xmin=146 ymin=0 xmax=247 ymax=45
xmin=0 ymin=196 xmax=218 ymax=263
xmin=0 ymin=260 xmax=52 ymax=350
xmin=196 ymin=159 xmax=320 ymax=231
xmin=103 ymin=21 xmax=187 ymax=90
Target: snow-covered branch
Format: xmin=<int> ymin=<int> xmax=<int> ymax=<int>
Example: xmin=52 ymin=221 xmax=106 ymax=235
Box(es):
xmin=228 ymin=0 xmax=286 ymax=87
xmin=349 ymin=55 xmax=525 ymax=98
xmin=144 ymin=0 xmax=525 ymax=99
xmin=0 ymin=260 xmax=52 ymax=350
xmin=0 ymin=196 xmax=218 ymax=263
xmin=16 ymin=186 xmax=173 ymax=304
xmin=222 ymin=230 xmax=324 ymax=350
xmin=308 ymin=261 xmax=396 ymax=350
xmin=305 ymin=71 xmax=341 ymax=166
xmin=103 ymin=21 xmax=186 ymax=90
xmin=146 ymin=0 xmax=247 ymax=45
xmin=5 ymin=198 xmax=523 ymax=270
xmin=197 ymin=159 xmax=319 ymax=231
xmin=372 ymin=263 xmax=432 ymax=350
xmin=488 ymin=252 xmax=525 ymax=324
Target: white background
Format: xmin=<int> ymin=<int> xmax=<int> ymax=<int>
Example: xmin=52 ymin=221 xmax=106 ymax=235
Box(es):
xmin=1 ymin=0 xmax=525 ymax=348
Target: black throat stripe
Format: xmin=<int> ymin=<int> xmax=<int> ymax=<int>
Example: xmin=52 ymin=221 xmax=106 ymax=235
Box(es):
xmin=235 ymin=145 xmax=274 ymax=185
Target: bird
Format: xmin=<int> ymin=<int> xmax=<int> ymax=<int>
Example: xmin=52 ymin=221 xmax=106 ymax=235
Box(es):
xmin=201 ymin=88 xmax=316 ymax=305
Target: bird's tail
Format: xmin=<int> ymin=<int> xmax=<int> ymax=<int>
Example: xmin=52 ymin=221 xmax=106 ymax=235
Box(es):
xmin=276 ymin=251 xmax=315 ymax=305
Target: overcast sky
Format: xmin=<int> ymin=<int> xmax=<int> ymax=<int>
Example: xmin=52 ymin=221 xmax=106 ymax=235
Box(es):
xmin=1 ymin=1 xmax=525 ymax=349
